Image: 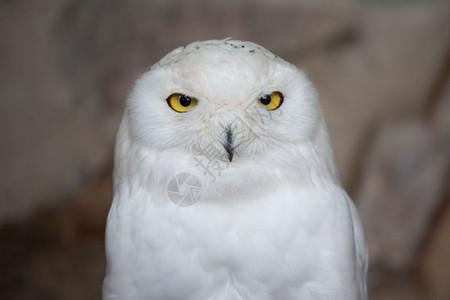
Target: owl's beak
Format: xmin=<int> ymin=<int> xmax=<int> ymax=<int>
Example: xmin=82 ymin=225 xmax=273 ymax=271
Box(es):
xmin=224 ymin=126 xmax=234 ymax=162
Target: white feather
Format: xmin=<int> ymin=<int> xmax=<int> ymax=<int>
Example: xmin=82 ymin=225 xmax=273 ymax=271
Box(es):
xmin=103 ymin=39 xmax=368 ymax=300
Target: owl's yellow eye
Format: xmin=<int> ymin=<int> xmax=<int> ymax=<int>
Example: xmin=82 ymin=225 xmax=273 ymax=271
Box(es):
xmin=257 ymin=91 xmax=284 ymax=110
xmin=167 ymin=93 xmax=198 ymax=112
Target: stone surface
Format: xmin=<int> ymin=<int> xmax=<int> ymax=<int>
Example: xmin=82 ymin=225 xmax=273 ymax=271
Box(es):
xmin=357 ymin=121 xmax=448 ymax=270
xmin=357 ymin=60 xmax=450 ymax=298
xmin=301 ymin=3 xmax=450 ymax=189
xmin=0 ymin=172 xmax=111 ymax=299
xmin=0 ymin=0 xmax=121 ymax=224
xmin=421 ymin=198 xmax=450 ymax=300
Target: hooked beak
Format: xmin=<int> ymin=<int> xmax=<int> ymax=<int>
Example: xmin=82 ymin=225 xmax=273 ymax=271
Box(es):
xmin=224 ymin=126 xmax=234 ymax=162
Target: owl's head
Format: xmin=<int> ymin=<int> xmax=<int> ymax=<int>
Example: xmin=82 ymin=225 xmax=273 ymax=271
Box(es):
xmin=119 ymin=40 xmax=338 ymax=200
xmin=127 ymin=40 xmax=325 ymax=164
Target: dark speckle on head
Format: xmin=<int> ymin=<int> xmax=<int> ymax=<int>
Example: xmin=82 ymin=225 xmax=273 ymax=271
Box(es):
xmin=241 ymin=45 xmax=245 ymax=48
xmin=195 ymin=46 xmax=199 ymax=50
xmin=249 ymin=50 xmax=255 ymax=53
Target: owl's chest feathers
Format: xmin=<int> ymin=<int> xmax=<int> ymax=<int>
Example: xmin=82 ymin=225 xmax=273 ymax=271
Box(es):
xmin=114 ymin=181 xmax=354 ymax=292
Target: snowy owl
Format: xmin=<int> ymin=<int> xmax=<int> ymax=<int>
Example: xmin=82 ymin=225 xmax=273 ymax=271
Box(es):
xmin=103 ymin=39 xmax=368 ymax=300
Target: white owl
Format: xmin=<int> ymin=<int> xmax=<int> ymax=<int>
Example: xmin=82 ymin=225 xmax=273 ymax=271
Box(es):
xmin=103 ymin=39 xmax=368 ymax=300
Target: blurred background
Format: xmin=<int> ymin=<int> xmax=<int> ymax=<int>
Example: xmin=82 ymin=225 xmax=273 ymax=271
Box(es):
xmin=1 ymin=0 xmax=449 ymax=299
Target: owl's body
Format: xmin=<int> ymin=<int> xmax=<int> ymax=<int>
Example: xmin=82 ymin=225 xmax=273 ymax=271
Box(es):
xmin=104 ymin=40 xmax=367 ymax=300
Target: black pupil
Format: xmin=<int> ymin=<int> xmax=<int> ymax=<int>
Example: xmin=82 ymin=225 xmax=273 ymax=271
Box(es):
xmin=179 ymin=95 xmax=191 ymax=107
xmin=260 ymin=95 xmax=271 ymax=105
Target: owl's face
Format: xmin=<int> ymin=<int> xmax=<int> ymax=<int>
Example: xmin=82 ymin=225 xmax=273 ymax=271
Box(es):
xmin=127 ymin=40 xmax=320 ymax=164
